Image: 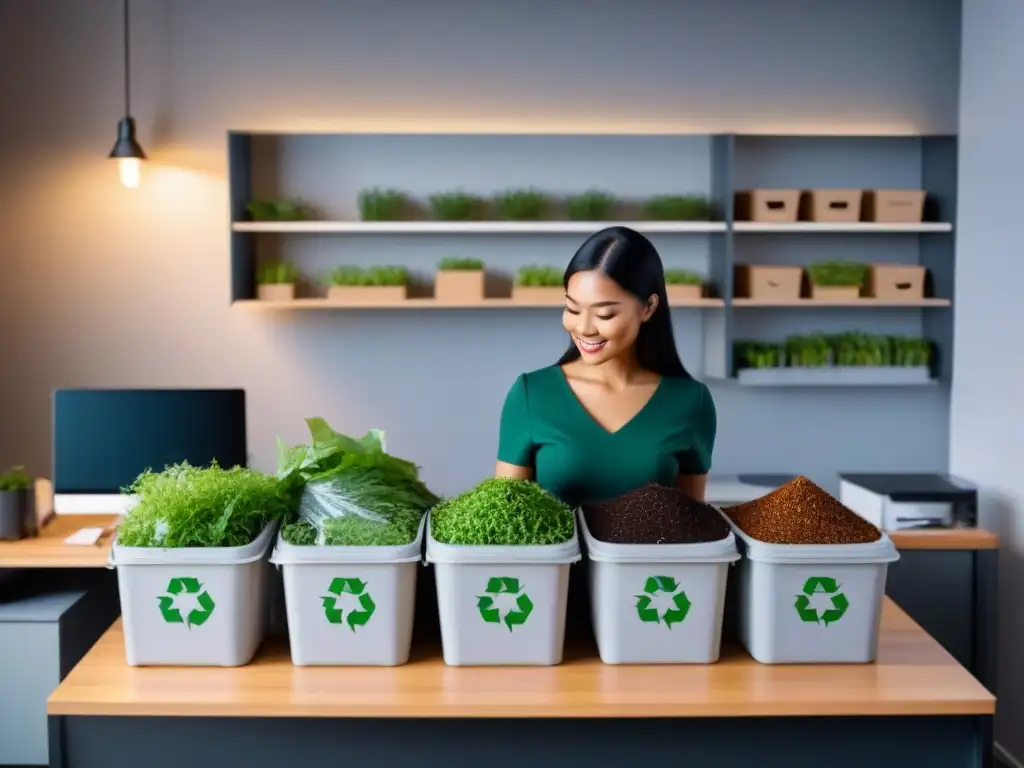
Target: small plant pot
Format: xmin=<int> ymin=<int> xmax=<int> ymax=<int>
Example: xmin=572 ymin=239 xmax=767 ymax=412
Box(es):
xmin=435 ymin=270 xmax=485 ymax=303
xmin=513 ymin=286 xmax=564 ymax=304
xmin=735 ymin=189 xmax=801 ymax=223
xmin=0 ymin=490 xmax=32 ymax=541
xmin=327 ymin=285 xmax=408 ymax=303
xmin=810 ymin=285 xmax=862 ymax=301
xmin=867 ymin=265 xmax=926 ymax=300
xmin=864 ymin=189 xmax=926 ymax=223
xmin=803 ymin=189 xmax=863 ymax=223
xmin=734 ymin=265 xmax=803 ymax=301
xmin=257 ymin=283 xmax=296 ymax=301
xmin=666 ymin=284 xmax=703 ymax=302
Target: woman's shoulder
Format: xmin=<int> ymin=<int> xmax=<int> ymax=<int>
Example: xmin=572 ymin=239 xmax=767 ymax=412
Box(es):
xmin=659 ymin=375 xmax=714 ymax=409
xmin=511 ymin=364 xmax=563 ymax=390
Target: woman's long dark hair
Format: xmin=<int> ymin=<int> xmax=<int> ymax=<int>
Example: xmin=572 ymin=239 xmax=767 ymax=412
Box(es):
xmin=556 ymin=226 xmax=692 ymax=379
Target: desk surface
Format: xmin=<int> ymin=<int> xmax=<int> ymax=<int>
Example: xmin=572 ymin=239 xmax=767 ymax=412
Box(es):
xmin=48 ymin=598 xmax=994 ymax=719
xmin=889 ymin=528 xmax=998 ymax=550
xmin=0 ymin=514 xmax=118 ymax=568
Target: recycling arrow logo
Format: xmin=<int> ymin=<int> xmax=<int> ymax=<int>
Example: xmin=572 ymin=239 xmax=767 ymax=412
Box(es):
xmin=794 ymin=576 xmax=849 ymax=626
xmin=321 ymin=578 xmax=376 ymax=632
xmin=476 ymin=577 xmax=533 ymax=632
xmin=635 ymin=575 xmax=691 ymax=629
xmin=157 ymin=577 xmax=216 ymax=628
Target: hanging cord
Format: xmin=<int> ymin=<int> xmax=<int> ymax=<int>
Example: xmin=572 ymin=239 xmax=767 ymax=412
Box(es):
xmin=122 ymin=0 xmax=131 ymax=117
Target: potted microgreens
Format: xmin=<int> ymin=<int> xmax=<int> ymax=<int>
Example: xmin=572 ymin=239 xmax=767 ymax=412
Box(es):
xmin=565 ymin=189 xmax=617 ymax=221
xmin=428 ymin=191 xmax=488 ymax=221
xmin=807 ymin=261 xmax=869 ymax=300
xmin=358 ymin=188 xmax=419 ymax=222
xmin=245 ymin=198 xmax=312 ymax=221
xmin=513 ymin=265 xmax=564 ymax=303
xmin=786 ymin=334 xmax=832 ymax=367
xmin=257 ymin=260 xmax=299 ymax=301
xmin=493 ymin=188 xmax=552 ymax=221
xmin=326 ymin=265 xmax=410 ymax=303
xmin=663 ymin=269 xmax=704 ymax=302
xmin=435 ymin=257 xmax=485 ymax=303
xmin=643 ymin=194 xmax=712 ymax=221
xmin=0 ymin=466 xmax=33 ymax=541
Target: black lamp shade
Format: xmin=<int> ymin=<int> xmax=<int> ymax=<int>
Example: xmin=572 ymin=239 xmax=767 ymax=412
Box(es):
xmin=108 ymin=117 xmax=146 ymax=160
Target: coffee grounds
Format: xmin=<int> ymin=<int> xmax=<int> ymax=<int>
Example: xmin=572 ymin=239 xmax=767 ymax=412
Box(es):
xmin=723 ymin=475 xmax=881 ymax=545
xmin=584 ymin=483 xmax=730 ymax=545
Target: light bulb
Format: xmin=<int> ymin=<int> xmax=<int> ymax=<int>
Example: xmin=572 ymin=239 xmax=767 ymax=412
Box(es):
xmin=118 ymin=157 xmax=141 ymax=188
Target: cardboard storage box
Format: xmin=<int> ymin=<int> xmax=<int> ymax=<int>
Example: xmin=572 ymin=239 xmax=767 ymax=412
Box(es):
xmin=735 ymin=190 xmax=801 ymax=223
xmin=435 ymin=270 xmax=485 ymax=303
xmin=257 ymin=284 xmax=296 ymax=301
xmin=327 ymin=285 xmax=408 ymax=302
xmin=867 ymin=264 xmax=926 ymax=300
xmin=666 ymin=284 xmax=703 ymax=302
xmin=734 ymin=264 xmax=803 ymax=300
xmin=804 ymin=189 xmax=863 ymax=223
xmin=865 ymin=189 xmax=926 ymax=223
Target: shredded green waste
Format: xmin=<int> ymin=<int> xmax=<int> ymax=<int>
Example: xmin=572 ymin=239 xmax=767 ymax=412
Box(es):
xmin=430 ymin=477 xmax=574 ymax=546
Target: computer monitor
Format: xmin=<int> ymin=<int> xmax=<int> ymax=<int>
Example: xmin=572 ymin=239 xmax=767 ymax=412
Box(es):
xmin=52 ymin=388 xmax=248 ymax=514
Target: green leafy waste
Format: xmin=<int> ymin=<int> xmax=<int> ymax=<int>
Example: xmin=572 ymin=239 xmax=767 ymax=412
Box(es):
xmin=116 ymin=463 xmax=295 ymax=548
xmin=277 ymin=418 xmax=438 ymax=547
xmin=430 ymin=477 xmax=574 ymax=546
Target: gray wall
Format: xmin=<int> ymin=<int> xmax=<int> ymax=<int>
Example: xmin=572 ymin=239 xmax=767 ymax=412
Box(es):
xmin=0 ymin=0 xmax=961 ymax=498
xmin=953 ymin=0 xmax=1023 ymax=760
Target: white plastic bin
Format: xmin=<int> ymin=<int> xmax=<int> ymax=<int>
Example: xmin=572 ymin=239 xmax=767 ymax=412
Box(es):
xmin=425 ymin=513 xmax=581 ymax=666
xmin=269 ymin=515 xmax=425 ymax=666
xmin=111 ymin=523 xmax=277 ymax=667
xmin=578 ymin=509 xmax=740 ymax=665
xmin=725 ymin=516 xmax=900 ymax=664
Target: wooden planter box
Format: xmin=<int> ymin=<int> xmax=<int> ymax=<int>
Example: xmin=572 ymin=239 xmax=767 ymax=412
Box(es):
xmin=804 ymin=189 xmax=863 ymax=223
xmin=327 ymin=285 xmax=408 ymax=303
xmin=736 ymin=189 xmax=801 ymax=223
xmin=867 ymin=264 xmax=926 ymax=300
xmin=435 ymin=270 xmax=485 ymax=303
xmin=810 ymin=285 xmax=862 ymax=300
xmin=734 ymin=265 xmax=802 ymax=301
xmin=865 ymin=189 xmax=926 ymax=223
xmin=666 ymin=284 xmax=703 ymax=302
xmin=257 ymin=283 xmax=296 ymax=301
xmin=513 ymin=286 xmax=564 ymax=304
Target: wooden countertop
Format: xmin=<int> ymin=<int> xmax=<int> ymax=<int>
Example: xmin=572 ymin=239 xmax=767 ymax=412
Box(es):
xmin=889 ymin=528 xmax=998 ymax=550
xmin=48 ymin=598 xmax=994 ymax=719
xmin=0 ymin=514 xmax=118 ymax=568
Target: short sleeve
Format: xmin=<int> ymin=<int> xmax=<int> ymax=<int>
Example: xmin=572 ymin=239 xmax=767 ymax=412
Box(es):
xmin=497 ymin=374 xmax=535 ymax=466
xmin=677 ymin=382 xmax=717 ymax=474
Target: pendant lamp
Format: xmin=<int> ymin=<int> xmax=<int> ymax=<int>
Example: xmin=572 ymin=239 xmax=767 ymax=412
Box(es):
xmin=108 ymin=0 xmax=145 ymax=188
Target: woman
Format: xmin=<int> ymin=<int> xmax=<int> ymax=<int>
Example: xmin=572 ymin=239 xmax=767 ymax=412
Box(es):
xmin=495 ymin=226 xmax=717 ymax=507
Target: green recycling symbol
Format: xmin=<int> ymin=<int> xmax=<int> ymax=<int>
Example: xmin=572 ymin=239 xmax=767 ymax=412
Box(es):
xmin=321 ymin=578 xmax=376 ymax=632
xmin=635 ymin=575 xmax=691 ymax=629
xmin=476 ymin=577 xmax=533 ymax=632
xmin=794 ymin=576 xmax=849 ymax=626
xmin=157 ymin=577 xmax=215 ymax=628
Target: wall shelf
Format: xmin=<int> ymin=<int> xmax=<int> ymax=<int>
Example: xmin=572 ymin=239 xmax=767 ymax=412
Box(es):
xmin=736 ymin=366 xmax=937 ymax=387
xmin=234 ymin=298 xmax=727 ymax=310
xmin=732 ymin=298 xmax=951 ymax=308
xmin=733 ymin=222 xmax=952 ymax=233
xmin=232 ymin=221 xmax=726 ymax=234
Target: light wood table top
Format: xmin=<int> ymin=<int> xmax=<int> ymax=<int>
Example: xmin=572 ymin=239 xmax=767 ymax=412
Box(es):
xmin=48 ymin=598 xmax=994 ymax=719
xmin=0 ymin=514 xmax=119 ymax=568
xmin=889 ymin=528 xmax=998 ymax=550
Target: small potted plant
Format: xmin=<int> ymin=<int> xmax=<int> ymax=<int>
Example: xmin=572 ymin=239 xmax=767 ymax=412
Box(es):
xmin=807 ymin=261 xmax=869 ymax=300
xmin=326 ymin=265 xmax=410 ymax=303
xmin=256 ymin=260 xmax=299 ymax=301
xmin=513 ymin=265 xmax=564 ymax=303
xmin=663 ymin=269 xmax=704 ymax=302
xmin=358 ymin=188 xmax=419 ymax=221
xmin=786 ymin=334 xmax=832 ymax=367
xmin=435 ymin=257 xmax=485 ymax=303
xmin=734 ymin=341 xmax=786 ymax=371
xmin=428 ymin=191 xmax=488 ymax=221
xmin=565 ymin=189 xmax=617 ymax=221
xmin=643 ymin=194 xmax=712 ymax=221
xmin=245 ymin=198 xmax=313 ymax=221
xmin=0 ymin=465 xmax=33 ymax=541
xmin=493 ymin=188 xmax=552 ymax=221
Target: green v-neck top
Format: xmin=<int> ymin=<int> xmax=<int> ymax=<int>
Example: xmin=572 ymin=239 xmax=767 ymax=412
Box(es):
xmin=497 ymin=365 xmax=717 ymax=507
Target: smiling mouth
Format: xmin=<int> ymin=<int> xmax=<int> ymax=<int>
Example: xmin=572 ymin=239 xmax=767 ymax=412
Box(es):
xmin=576 ymin=337 xmax=607 ymax=354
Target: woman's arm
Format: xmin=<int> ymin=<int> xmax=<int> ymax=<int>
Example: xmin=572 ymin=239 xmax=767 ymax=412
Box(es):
xmin=676 ymin=384 xmax=716 ymax=502
xmin=677 ymin=473 xmax=708 ymax=502
xmin=495 ymin=461 xmax=534 ymax=480
xmin=495 ymin=374 xmax=535 ymax=480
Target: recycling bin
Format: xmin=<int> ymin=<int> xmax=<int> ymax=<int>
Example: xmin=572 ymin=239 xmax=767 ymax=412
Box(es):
xmin=269 ymin=516 xmax=425 ymax=666
xmin=425 ymin=512 xmax=581 ymax=666
xmin=724 ymin=516 xmax=900 ymax=664
xmin=110 ymin=523 xmax=277 ymax=667
xmin=578 ymin=510 xmax=740 ymax=664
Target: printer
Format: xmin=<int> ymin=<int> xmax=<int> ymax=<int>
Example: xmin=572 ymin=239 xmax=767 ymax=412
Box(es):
xmin=839 ymin=473 xmax=978 ymax=531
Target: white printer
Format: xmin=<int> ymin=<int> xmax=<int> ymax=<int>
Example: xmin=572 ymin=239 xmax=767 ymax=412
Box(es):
xmin=839 ymin=473 xmax=978 ymax=531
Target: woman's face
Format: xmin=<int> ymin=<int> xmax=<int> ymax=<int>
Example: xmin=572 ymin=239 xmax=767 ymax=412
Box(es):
xmin=563 ymin=270 xmax=657 ymax=366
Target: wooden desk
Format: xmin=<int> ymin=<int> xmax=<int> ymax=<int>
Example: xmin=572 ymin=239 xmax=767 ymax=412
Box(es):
xmin=47 ymin=599 xmax=993 ymax=768
xmin=0 ymin=515 xmax=117 ymax=568
xmin=890 ymin=528 xmax=998 ymax=550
